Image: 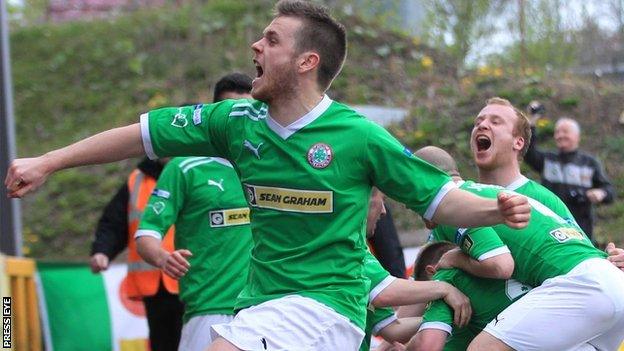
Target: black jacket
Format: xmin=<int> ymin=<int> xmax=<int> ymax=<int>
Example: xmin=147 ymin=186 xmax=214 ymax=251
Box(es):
xmin=368 ymin=205 xmax=406 ymax=278
xmin=525 ymin=126 xmax=615 ymax=237
xmin=90 ymin=158 xmax=165 ymax=259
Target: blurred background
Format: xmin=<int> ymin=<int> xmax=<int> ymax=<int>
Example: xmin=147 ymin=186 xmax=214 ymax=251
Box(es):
xmin=4 ymin=0 xmax=624 ymax=258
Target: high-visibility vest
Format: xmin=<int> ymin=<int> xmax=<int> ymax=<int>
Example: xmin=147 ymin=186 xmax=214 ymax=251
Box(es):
xmin=126 ymin=169 xmax=178 ymax=299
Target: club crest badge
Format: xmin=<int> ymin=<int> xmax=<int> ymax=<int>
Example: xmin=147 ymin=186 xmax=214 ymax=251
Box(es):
xmin=171 ymin=108 xmax=188 ymax=128
xmin=307 ymin=143 xmax=333 ymax=169
xmin=151 ymin=201 xmax=166 ymax=215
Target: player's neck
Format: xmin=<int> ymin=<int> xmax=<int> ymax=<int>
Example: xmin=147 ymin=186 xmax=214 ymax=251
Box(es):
xmin=478 ymin=163 xmax=522 ymax=188
xmin=268 ymin=87 xmax=324 ymax=127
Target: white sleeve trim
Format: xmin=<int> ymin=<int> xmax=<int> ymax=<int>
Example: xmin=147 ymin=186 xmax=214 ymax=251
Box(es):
xmin=140 ymin=113 xmax=158 ymax=160
xmin=134 ymin=229 xmax=163 ymax=240
xmin=423 ymin=181 xmax=457 ymax=221
xmin=418 ymin=321 xmax=453 ymax=335
xmin=477 ymin=246 xmax=511 ymax=261
xmin=372 ymin=314 xmax=398 ymax=335
xmin=369 ymin=275 xmax=397 ymax=303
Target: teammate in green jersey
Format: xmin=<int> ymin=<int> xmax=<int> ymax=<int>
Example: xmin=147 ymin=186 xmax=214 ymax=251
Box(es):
xmin=136 ymin=157 xmax=253 ymax=351
xmin=469 ymin=97 xmax=624 ymax=270
xmin=472 ymin=98 xmax=578 ymax=226
xmin=5 ymin=1 xmax=532 ymax=349
xmin=416 ymin=146 xmax=624 ymax=351
xmin=464 ymin=97 xmax=624 ymax=300
xmin=407 ymin=242 xmax=531 ymax=351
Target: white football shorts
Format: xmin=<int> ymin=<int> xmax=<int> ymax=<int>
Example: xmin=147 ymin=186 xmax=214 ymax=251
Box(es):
xmin=211 ymin=295 xmax=364 ymax=351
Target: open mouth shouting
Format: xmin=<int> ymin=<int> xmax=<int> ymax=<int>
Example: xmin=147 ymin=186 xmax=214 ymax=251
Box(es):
xmin=476 ymin=135 xmax=492 ymax=152
xmin=253 ymin=59 xmax=264 ymax=82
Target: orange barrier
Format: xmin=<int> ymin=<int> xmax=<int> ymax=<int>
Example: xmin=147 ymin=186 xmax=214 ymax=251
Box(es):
xmin=4 ymin=256 xmax=41 ymax=351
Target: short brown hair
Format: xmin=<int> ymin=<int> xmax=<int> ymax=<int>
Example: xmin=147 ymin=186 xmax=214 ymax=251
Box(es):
xmin=413 ymin=241 xmax=456 ymax=281
xmin=486 ymin=97 xmax=532 ymax=158
xmin=275 ymin=0 xmax=347 ymax=91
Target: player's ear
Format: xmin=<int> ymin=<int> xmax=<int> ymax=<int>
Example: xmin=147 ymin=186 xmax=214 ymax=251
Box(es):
xmin=513 ymin=136 xmax=525 ymax=153
xmin=297 ymin=51 xmax=320 ymax=74
xmin=425 ymin=264 xmax=436 ymax=277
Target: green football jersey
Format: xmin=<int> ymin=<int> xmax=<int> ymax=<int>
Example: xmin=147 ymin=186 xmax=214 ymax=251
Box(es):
xmin=364 ymin=251 xmax=395 ymax=301
xmin=506 ymin=175 xmax=580 ymax=229
xmin=360 ymin=251 xmax=396 ymax=351
xmin=435 ymin=180 xmax=606 ymax=287
xmin=140 ymin=96 xmax=454 ymax=329
xmin=136 ymin=157 xmax=253 ymax=322
xmin=431 ymin=223 xmax=509 ymax=262
xmin=421 ymin=268 xmax=531 ymax=351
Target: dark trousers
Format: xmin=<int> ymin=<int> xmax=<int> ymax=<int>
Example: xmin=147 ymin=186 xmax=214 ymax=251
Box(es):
xmin=143 ymin=284 xmax=184 ymax=351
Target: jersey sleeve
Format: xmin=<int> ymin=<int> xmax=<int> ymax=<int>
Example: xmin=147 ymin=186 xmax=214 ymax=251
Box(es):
xmin=457 ymin=227 xmax=509 ymax=261
xmin=420 ymin=270 xmax=456 ymax=334
xmin=135 ymin=160 xmax=186 ymax=240
xmin=369 ymin=307 xmax=397 ymax=336
xmin=363 ymin=251 xmax=395 ymax=302
xmin=140 ymin=101 xmax=235 ymax=160
xmin=364 ymin=122 xmax=455 ymax=220
xmin=420 ymin=300 xmax=453 ymax=335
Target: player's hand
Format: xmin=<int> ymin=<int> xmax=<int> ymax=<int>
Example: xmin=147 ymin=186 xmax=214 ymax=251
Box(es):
xmin=606 ymin=242 xmax=624 ymax=271
xmin=375 ymin=341 xmax=407 ymax=351
xmin=497 ymin=192 xmax=530 ymax=229
xmin=435 ymin=248 xmax=462 ymax=270
xmin=440 ymin=282 xmax=472 ymax=328
xmin=586 ymin=188 xmax=607 ymax=204
xmin=388 ymin=342 xmax=407 ymax=351
xmin=374 ymin=340 xmax=395 ymax=351
xmin=159 ymin=249 xmax=192 ymax=279
xmin=89 ymin=253 xmax=109 ymax=273
xmin=4 ymin=156 xmax=52 ymax=198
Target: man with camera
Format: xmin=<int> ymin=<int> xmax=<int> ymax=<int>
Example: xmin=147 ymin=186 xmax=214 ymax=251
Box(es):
xmin=524 ymin=101 xmax=615 ymax=242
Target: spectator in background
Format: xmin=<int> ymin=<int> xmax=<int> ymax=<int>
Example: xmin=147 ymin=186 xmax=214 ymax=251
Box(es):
xmin=89 ymin=157 xmax=183 ymax=351
xmin=368 ymin=202 xmax=406 ymax=278
xmin=524 ymin=101 xmax=615 ymax=241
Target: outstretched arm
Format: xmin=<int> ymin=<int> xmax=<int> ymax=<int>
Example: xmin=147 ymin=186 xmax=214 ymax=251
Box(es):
xmin=6 ymin=124 xmax=143 ymax=198
xmin=433 ymin=190 xmax=530 ymax=229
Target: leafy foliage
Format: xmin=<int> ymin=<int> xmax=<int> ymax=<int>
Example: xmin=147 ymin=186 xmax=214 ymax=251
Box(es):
xmin=11 ymin=1 xmax=624 ymax=258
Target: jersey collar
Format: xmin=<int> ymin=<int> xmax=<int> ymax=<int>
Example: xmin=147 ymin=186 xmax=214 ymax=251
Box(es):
xmin=506 ymin=175 xmax=529 ymax=190
xmin=266 ymin=94 xmax=333 ymax=140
